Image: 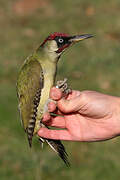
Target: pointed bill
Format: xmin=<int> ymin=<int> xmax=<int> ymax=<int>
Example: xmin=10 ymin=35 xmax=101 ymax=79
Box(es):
xmin=69 ymin=34 xmax=93 ymax=43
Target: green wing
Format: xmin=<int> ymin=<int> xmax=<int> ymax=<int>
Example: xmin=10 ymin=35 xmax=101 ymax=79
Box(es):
xmin=16 ymin=56 xmax=43 ymax=131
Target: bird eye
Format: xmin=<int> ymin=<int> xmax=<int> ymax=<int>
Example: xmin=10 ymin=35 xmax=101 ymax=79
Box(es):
xmin=58 ymin=38 xmax=64 ymax=43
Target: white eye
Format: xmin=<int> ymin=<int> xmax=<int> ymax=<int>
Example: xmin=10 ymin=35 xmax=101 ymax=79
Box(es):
xmin=58 ymin=38 xmax=64 ymax=43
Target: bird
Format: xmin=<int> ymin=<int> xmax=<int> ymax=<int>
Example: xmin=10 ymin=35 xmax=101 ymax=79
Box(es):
xmin=16 ymin=32 xmax=93 ymax=166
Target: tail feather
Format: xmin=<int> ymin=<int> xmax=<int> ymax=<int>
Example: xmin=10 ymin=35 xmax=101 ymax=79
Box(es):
xmin=39 ymin=125 xmax=70 ymax=166
xmin=45 ymin=138 xmax=70 ymax=166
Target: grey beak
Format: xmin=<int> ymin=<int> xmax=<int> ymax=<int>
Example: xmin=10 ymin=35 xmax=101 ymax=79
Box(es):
xmin=69 ymin=34 xmax=93 ymax=43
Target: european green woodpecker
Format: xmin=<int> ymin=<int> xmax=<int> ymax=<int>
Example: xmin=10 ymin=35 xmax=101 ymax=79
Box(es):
xmin=16 ymin=32 xmax=93 ymax=166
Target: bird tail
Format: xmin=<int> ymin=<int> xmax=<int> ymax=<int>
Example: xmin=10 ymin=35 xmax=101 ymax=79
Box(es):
xmin=39 ymin=137 xmax=70 ymax=166
xmin=38 ymin=124 xmax=70 ymax=166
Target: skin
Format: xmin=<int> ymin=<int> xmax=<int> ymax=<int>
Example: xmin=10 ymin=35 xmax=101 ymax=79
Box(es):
xmin=38 ymin=87 xmax=120 ymax=142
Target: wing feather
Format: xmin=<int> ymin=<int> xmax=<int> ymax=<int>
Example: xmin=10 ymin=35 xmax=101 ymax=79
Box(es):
xmin=16 ymin=57 xmax=43 ymax=131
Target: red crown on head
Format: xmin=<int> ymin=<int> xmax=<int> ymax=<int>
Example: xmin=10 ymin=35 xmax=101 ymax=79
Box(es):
xmin=48 ymin=32 xmax=69 ymax=40
xmin=41 ymin=32 xmax=69 ymax=46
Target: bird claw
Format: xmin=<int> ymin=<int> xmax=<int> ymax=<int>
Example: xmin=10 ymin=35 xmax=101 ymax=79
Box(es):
xmin=56 ymin=78 xmax=72 ymax=96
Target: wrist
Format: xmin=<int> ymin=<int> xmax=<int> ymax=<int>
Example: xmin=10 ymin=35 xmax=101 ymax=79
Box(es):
xmin=112 ymin=96 xmax=120 ymax=136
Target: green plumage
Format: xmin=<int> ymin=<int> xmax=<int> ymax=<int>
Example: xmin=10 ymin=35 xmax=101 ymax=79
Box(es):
xmin=17 ymin=56 xmax=43 ymax=131
xmin=16 ymin=44 xmax=69 ymax=166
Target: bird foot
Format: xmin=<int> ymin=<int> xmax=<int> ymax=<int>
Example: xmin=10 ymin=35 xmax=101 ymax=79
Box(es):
xmin=56 ymin=78 xmax=71 ymax=96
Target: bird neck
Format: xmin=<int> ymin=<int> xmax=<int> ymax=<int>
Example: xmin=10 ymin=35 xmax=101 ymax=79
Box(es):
xmin=37 ymin=44 xmax=59 ymax=64
xmin=35 ymin=46 xmax=58 ymax=79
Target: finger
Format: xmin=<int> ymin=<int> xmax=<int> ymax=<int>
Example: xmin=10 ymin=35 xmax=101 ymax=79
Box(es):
xmin=42 ymin=112 xmax=51 ymax=123
xmin=48 ymin=101 xmax=57 ymax=112
xmin=67 ymin=90 xmax=81 ymax=100
xmin=44 ymin=116 xmax=66 ymax=128
xmin=50 ymin=87 xmax=62 ymax=100
xmin=58 ymin=95 xmax=82 ymax=113
xmin=38 ymin=128 xmax=73 ymax=140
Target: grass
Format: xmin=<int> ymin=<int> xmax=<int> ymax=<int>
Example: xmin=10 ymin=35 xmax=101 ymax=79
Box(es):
xmin=1 ymin=0 xmax=120 ymax=179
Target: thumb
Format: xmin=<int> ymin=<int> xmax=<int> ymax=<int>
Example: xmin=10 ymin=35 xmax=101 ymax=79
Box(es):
xmin=57 ymin=94 xmax=83 ymax=113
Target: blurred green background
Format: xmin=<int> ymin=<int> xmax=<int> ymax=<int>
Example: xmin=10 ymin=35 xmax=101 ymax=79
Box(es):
xmin=1 ymin=0 xmax=120 ymax=179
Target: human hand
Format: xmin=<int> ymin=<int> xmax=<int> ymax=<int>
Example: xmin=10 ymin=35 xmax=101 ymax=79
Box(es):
xmin=38 ymin=87 xmax=120 ymax=141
